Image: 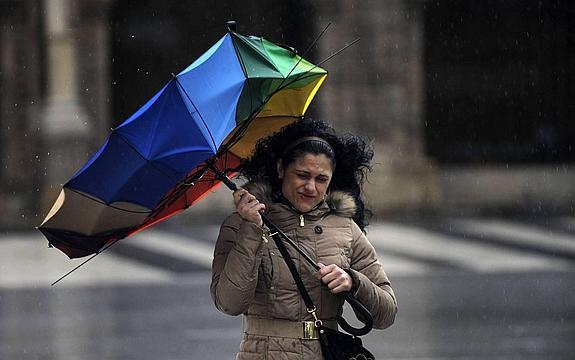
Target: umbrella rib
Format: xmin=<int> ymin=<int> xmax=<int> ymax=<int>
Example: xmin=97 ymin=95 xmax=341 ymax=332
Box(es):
xmin=217 ymin=117 xmax=253 ymax=154
xmin=217 ymin=75 xmax=324 ymax=155
xmin=273 ymin=22 xmax=331 ymax=95
xmin=229 ymin=33 xmax=256 ymax=122
xmin=67 ymin=187 xmax=151 ymax=214
xmin=219 ymin=27 xmax=334 ymax=154
xmin=280 ymin=72 xmax=324 ymax=90
xmin=147 ymin=80 xmax=173 ymax=160
xmin=232 ymin=28 xmax=334 ymax=124
xmin=267 ymin=38 xmax=359 ymax=97
xmin=45 ymin=230 xmax=115 ymax=255
xmin=233 ymin=70 xmax=316 ymax=128
xmin=51 ymin=239 xmax=120 ymax=286
xmin=313 ymin=37 xmax=360 ymax=68
xmin=147 ymin=161 xmax=213 ymax=219
xmin=111 ymin=132 xmax=188 ymax=196
xmin=287 ymin=38 xmax=360 ymax=89
xmin=173 ymin=77 xmax=218 ymax=152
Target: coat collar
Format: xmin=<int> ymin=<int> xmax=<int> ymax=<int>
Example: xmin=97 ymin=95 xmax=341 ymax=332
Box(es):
xmin=242 ymin=181 xmax=357 ymax=219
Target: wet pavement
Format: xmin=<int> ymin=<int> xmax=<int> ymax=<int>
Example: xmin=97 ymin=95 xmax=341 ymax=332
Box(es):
xmin=2 ymin=271 xmax=574 ymax=360
xmin=2 ymin=217 xmax=575 ymax=359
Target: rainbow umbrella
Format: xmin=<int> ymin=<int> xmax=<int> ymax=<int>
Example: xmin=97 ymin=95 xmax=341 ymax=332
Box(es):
xmin=39 ymin=26 xmax=327 ymax=259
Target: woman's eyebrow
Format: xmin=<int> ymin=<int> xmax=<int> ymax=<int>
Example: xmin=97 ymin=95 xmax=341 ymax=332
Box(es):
xmin=295 ymin=170 xmax=330 ymax=178
xmin=295 ymin=169 xmax=310 ymax=174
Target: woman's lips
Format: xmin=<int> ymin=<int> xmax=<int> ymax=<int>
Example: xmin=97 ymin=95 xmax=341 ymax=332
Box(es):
xmin=298 ymin=193 xmax=316 ymax=202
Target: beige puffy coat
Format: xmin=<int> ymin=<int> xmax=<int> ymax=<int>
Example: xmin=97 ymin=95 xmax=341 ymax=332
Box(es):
xmin=211 ymin=183 xmax=397 ymax=359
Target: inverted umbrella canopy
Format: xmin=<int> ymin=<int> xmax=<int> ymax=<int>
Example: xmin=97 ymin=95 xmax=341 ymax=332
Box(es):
xmin=39 ymin=28 xmax=327 ymax=259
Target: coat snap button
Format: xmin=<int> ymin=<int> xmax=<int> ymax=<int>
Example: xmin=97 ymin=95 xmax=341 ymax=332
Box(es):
xmin=314 ymin=226 xmax=323 ymax=234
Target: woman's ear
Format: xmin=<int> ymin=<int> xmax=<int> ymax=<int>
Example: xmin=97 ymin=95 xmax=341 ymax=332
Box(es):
xmin=276 ymin=160 xmax=284 ymax=179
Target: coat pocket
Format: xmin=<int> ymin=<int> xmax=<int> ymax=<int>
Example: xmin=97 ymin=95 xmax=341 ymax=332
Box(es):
xmin=258 ymin=247 xmax=274 ymax=290
xmin=268 ymin=247 xmax=298 ymax=292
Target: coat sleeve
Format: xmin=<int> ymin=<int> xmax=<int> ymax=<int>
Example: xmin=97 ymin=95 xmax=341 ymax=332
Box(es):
xmin=347 ymin=220 xmax=398 ymax=329
xmin=210 ymin=213 xmax=265 ymax=316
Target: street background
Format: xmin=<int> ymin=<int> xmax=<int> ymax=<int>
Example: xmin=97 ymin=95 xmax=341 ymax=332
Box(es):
xmin=2 ymin=212 xmax=575 ymax=359
xmin=1 ymin=1 xmax=575 ymax=359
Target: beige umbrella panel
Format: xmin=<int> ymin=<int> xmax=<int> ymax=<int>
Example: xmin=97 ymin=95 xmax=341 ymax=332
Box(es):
xmin=40 ymin=188 xmax=151 ymax=257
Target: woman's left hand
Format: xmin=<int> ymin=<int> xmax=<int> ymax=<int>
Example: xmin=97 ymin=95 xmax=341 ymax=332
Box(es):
xmin=316 ymin=263 xmax=353 ymax=294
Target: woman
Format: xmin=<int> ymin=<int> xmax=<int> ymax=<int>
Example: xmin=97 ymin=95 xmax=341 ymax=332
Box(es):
xmin=211 ymin=118 xmax=397 ymax=359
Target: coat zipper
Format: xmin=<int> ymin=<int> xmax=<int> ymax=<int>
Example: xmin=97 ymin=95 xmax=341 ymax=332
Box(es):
xmin=299 ymin=214 xmax=305 ymax=227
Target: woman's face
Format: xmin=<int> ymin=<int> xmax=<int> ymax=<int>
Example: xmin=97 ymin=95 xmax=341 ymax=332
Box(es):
xmin=277 ymin=153 xmax=334 ymax=213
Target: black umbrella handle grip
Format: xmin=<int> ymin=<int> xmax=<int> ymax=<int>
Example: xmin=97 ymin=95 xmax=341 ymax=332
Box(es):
xmin=339 ymin=291 xmax=374 ymax=336
xmin=217 ymin=170 xmax=238 ymax=191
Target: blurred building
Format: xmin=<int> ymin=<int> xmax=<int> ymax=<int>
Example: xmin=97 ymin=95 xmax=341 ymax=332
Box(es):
xmin=1 ymin=0 xmax=574 ymax=230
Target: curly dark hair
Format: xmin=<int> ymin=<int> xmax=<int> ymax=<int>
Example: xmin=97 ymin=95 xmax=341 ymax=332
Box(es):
xmin=240 ymin=118 xmax=374 ymax=231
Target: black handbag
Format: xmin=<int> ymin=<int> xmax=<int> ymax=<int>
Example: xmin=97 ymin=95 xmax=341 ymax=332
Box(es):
xmin=267 ymin=229 xmax=376 ymax=360
xmin=318 ymin=325 xmax=374 ymax=360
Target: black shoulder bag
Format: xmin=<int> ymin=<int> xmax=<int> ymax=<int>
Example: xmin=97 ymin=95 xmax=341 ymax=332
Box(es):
xmin=267 ymin=229 xmax=376 ymax=360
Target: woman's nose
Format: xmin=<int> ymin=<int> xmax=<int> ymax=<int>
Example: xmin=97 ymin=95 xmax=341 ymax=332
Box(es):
xmin=304 ymin=180 xmax=315 ymax=192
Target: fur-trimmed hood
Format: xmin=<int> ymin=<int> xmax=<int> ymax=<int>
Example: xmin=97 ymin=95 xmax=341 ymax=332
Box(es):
xmin=242 ymin=181 xmax=357 ymax=219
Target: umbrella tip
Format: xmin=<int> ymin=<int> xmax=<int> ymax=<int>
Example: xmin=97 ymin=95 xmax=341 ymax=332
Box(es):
xmin=227 ymin=20 xmax=237 ymax=32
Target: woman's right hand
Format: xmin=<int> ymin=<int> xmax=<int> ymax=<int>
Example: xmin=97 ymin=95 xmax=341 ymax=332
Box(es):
xmin=233 ymin=188 xmax=265 ymax=227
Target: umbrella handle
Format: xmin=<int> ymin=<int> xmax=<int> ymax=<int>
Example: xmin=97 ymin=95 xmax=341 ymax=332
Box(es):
xmin=214 ymin=167 xmax=374 ymax=336
xmin=214 ymin=169 xmax=320 ymax=268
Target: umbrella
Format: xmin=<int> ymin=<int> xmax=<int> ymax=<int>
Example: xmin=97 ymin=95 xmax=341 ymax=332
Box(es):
xmin=39 ymin=23 xmax=327 ymax=259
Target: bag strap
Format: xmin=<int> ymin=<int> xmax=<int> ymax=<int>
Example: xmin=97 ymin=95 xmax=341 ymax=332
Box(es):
xmin=267 ymin=229 xmax=373 ymax=336
xmin=267 ymin=229 xmax=316 ymax=311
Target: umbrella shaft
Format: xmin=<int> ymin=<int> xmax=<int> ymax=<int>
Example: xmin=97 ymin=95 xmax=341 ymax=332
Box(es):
xmin=212 ymin=166 xmax=319 ymax=270
xmin=261 ymin=214 xmax=320 ymax=271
